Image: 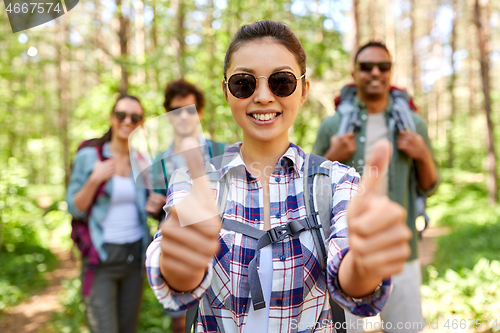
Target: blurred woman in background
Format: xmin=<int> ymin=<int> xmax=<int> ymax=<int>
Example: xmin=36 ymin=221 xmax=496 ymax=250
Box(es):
xmin=66 ymin=95 xmax=164 ymax=333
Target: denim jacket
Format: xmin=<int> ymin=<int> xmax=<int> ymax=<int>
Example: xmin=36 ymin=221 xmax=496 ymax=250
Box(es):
xmin=66 ymin=142 xmax=151 ymax=262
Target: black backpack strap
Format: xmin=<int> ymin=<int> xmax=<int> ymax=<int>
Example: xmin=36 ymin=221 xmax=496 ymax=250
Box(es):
xmin=329 ymin=294 xmax=346 ymax=333
xmin=185 ymin=305 xmax=198 ymax=333
xmin=224 ymin=217 xmax=318 ymax=311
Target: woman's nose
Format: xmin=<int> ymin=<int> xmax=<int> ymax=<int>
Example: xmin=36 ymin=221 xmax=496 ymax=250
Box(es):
xmin=253 ymin=77 xmax=275 ymax=105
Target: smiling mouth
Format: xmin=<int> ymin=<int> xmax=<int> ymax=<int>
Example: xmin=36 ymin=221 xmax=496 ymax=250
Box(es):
xmin=368 ymin=80 xmax=383 ymax=87
xmin=250 ymin=112 xmax=280 ymax=121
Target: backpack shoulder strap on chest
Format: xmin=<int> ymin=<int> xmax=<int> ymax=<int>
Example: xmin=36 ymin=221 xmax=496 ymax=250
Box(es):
xmin=390 ymin=90 xmax=416 ymax=133
xmin=304 ymin=153 xmax=347 ymax=333
xmin=303 ymin=153 xmax=333 ymax=271
xmin=336 ymin=86 xmax=361 ymax=136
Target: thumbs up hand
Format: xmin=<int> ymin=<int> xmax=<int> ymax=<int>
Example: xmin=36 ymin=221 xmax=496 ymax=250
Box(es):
xmin=159 ymin=138 xmax=221 ymax=292
xmin=339 ymin=140 xmax=412 ymax=298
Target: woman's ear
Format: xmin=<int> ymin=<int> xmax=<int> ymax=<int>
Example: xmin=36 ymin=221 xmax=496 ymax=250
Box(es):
xmin=299 ymin=78 xmax=310 ymax=105
xmin=222 ymin=79 xmax=229 ymax=102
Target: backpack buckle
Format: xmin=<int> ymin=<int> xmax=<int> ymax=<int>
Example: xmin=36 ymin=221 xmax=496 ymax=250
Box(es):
xmin=267 ymin=224 xmax=292 ymax=243
xmin=308 ymin=212 xmax=321 ymax=229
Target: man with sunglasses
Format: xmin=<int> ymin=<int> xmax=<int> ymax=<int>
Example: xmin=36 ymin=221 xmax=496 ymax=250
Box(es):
xmin=149 ymin=78 xmax=227 ymax=220
xmin=146 ymin=78 xmax=227 ymax=333
xmin=313 ymin=41 xmax=439 ymax=333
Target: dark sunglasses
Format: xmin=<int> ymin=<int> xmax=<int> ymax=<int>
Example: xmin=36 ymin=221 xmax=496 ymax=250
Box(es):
xmin=114 ymin=111 xmax=143 ymax=124
xmin=224 ymin=71 xmax=305 ymax=99
xmin=167 ymin=105 xmax=198 ymax=116
xmin=357 ymin=62 xmax=392 ymax=73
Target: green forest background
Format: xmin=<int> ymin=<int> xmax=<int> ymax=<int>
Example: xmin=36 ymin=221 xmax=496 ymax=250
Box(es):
xmin=1 ymin=0 xmax=499 ymax=331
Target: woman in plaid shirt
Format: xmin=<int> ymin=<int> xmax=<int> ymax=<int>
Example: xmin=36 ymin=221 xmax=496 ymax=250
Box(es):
xmin=146 ymin=20 xmax=412 ymax=332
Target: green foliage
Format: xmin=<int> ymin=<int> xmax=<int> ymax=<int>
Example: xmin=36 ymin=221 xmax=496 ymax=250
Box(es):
xmin=0 ymin=240 xmax=57 ymax=311
xmin=431 ymin=113 xmax=487 ymax=172
xmin=0 ymin=159 xmax=66 ymax=311
xmin=47 ymin=279 xmax=89 ymax=333
xmin=426 ymin=168 xmax=497 ymax=229
xmin=138 ymin=286 xmax=173 ymax=332
xmin=422 ymin=171 xmax=500 ymax=326
xmin=433 ymin=221 xmax=500 ymax=275
xmin=424 ymin=168 xmax=500 ymax=275
xmin=422 ymin=258 xmax=500 ymax=327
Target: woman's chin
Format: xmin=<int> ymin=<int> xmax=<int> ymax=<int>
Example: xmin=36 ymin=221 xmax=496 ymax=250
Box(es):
xmin=118 ymin=129 xmax=132 ymax=140
xmin=245 ymin=128 xmax=286 ymax=144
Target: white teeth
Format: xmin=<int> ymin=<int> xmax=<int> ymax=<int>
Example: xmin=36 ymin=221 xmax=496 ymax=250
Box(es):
xmin=252 ymin=113 xmax=277 ymax=121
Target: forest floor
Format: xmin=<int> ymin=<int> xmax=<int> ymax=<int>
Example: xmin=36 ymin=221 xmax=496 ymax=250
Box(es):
xmin=0 ymin=227 xmax=466 ymax=333
xmin=0 ymin=247 xmax=79 ymax=333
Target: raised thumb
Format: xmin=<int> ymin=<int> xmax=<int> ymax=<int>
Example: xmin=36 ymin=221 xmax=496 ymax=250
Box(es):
xmin=358 ymin=139 xmax=392 ymax=197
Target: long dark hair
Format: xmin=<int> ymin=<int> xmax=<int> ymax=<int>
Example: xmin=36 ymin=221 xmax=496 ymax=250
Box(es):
xmin=79 ymin=94 xmax=144 ymax=149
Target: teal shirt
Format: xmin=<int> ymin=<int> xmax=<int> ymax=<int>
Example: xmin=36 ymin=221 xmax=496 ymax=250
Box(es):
xmin=66 ymin=142 xmax=151 ymax=262
xmin=151 ymin=138 xmax=228 ymax=221
xmin=152 ymin=138 xmax=228 ymax=196
xmin=312 ymin=96 xmax=440 ymax=261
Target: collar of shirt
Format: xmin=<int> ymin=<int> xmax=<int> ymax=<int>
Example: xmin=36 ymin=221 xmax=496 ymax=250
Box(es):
xmin=216 ymin=142 xmax=305 ymax=180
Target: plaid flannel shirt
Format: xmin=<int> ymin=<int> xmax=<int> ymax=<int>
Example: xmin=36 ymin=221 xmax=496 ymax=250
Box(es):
xmin=146 ymin=143 xmax=390 ymax=332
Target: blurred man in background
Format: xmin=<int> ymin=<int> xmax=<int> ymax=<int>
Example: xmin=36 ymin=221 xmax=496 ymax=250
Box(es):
xmin=145 ymin=78 xmax=226 ymax=333
xmin=312 ymin=41 xmax=439 ymax=333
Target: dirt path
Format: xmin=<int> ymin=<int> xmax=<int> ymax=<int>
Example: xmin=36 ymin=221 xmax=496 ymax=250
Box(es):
xmin=0 ymin=248 xmax=79 ymax=333
xmin=418 ymin=227 xmax=451 ymax=267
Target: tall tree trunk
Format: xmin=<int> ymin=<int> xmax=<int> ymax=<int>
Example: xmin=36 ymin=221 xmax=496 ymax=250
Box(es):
xmin=369 ymin=0 xmax=379 ymax=40
xmin=58 ymin=18 xmax=71 ymax=187
xmin=175 ymin=0 xmax=186 ymax=77
xmin=204 ymin=0 xmax=216 ymax=139
xmin=474 ymin=0 xmax=498 ymax=203
xmin=468 ymin=45 xmax=476 ymax=116
xmin=385 ymin=0 xmax=395 ymax=60
xmin=447 ymin=0 xmax=457 ymax=168
xmin=135 ymin=0 xmax=146 ymax=85
xmin=427 ymin=81 xmax=437 ymax=140
xmin=353 ymin=0 xmax=360 ymax=50
xmin=151 ymin=0 xmax=161 ymax=90
xmin=116 ymin=0 xmax=129 ymax=94
xmin=409 ymin=0 xmax=420 ymax=97
xmin=466 ymin=0 xmax=476 ymax=140
xmin=93 ymin=0 xmax=104 ymax=78
xmin=151 ymin=0 xmax=158 ymax=50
